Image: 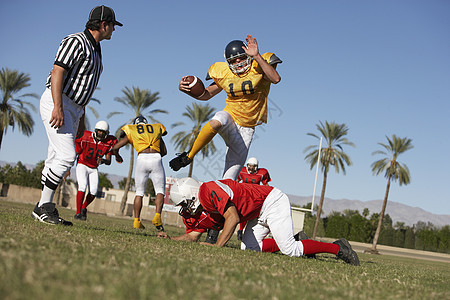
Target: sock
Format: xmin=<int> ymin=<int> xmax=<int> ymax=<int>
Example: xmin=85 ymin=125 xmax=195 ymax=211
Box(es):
xmin=82 ymin=193 xmax=95 ymax=209
xmin=152 ymin=213 xmax=162 ymax=226
xmin=39 ymin=186 xmax=55 ymax=207
xmin=188 ymin=122 xmax=217 ymax=159
xmin=40 ymin=173 xmax=46 ymax=190
xmin=301 ymin=240 xmax=339 ymax=255
xmin=262 ymin=238 xmax=280 ymax=253
xmin=76 ymin=191 xmax=85 ymax=214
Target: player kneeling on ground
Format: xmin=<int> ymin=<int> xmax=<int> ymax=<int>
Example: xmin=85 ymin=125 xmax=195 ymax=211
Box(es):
xmin=173 ymin=178 xmax=360 ymax=265
xmin=74 ymin=120 xmax=118 ymax=220
xmin=113 ymin=116 xmax=167 ymax=231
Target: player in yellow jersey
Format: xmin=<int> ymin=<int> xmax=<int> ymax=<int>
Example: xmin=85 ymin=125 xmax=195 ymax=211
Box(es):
xmin=170 ymin=34 xmax=282 ymax=180
xmin=113 ymin=116 xmax=167 ymax=231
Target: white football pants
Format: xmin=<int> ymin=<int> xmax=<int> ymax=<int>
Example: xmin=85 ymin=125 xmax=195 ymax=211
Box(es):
xmin=240 ymin=188 xmax=304 ymax=257
xmin=39 ymin=88 xmax=84 ymax=204
xmin=212 ymin=111 xmax=255 ymax=181
xmin=76 ymin=163 xmax=98 ymax=195
xmin=134 ymin=153 xmax=166 ymax=197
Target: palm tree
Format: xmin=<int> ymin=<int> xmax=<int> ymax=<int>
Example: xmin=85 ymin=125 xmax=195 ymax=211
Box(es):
xmin=366 ymin=135 xmax=413 ymax=254
xmin=0 ymin=68 xmax=39 ymax=149
xmin=171 ymin=102 xmax=217 ymax=177
xmin=107 ymin=86 xmax=167 ymax=214
xmin=304 ymin=121 xmax=355 ymax=239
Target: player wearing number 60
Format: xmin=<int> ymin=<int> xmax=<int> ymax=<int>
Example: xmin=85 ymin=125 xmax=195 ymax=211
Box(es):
xmin=112 ymin=116 xmax=168 ymax=231
xmin=74 ymin=121 xmax=118 ymax=221
xmin=170 ymin=34 xmax=282 ymax=180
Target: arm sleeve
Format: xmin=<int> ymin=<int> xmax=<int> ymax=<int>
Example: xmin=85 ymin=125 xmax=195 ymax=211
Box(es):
xmin=54 ymin=36 xmax=84 ymax=70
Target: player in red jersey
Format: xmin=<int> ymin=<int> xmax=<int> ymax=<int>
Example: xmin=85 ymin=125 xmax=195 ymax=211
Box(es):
xmin=236 ymin=157 xmax=271 ymax=239
xmin=237 ymin=157 xmax=271 ymax=185
xmin=156 ymin=178 xmax=293 ymax=253
xmin=177 ymin=178 xmax=360 ymax=265
xmin=74 ymin=120 xmax=117 ymax=220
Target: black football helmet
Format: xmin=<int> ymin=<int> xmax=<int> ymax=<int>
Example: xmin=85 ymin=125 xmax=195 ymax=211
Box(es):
xmin=133 ymin=115 xmax=148 ymax=125
xmin=224 ymin=40 xmax=252 ymax=74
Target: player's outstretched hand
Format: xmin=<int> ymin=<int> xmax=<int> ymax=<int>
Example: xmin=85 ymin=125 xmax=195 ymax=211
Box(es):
xmin=157 ymin=232 xmax=169 ymax=239
xmin=244 ymin=34 xmax=259 ymax=58
xmin=199 ymin=242 xmax=215 ymax=247
xmin=178 ymin=76 xmax=191 ymax=93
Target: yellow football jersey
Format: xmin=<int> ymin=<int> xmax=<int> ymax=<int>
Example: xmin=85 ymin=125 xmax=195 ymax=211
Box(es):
xmin=121 ymin=123 xmax=167 ymax=154
xmin=207 ymin=52 xmax=279 ymax=127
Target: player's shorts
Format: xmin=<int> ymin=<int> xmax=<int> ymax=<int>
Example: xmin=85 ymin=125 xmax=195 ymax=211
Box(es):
xmin=134 ymin=153 xmax=166 ymax=197
xmin=212 ymin=111 xmax=255 ymax=180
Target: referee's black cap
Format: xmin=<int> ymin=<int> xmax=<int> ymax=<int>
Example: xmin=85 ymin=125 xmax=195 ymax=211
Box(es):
xmin=89 ymin=5 xmax=123 ymax=27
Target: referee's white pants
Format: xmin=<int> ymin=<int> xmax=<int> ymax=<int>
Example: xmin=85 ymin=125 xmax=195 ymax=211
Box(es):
xmin=212 ymin=111 xmax=255 ymax=181
xmin=40 ymin=88 xmax=84 ymax=190
xmin=240 ymin=188 xmax=304 ymax=257
xmin=134 ymin=153 xmax=166 ymax=197
xmin=76 ymin=163 xmax=98 ymax=195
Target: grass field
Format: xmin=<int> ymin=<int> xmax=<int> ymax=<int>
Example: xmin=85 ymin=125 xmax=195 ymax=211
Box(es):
xmin=1 ymin=201 xmax=449 ymax=300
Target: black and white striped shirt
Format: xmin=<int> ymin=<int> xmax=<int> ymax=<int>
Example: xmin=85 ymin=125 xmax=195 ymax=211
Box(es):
xmin=46 ymin=29 xmax=103 ymax=107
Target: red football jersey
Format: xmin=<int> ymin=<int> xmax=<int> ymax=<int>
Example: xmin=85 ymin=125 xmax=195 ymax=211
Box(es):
xmin=198 ymin=179 xmax=274 ymax=225
xmin=75 ymin=131 xmax=118 ymax=168
xmin=182 ymin=210 xmax=223 ymax=234
xmin=237 ymin=167 xmax=271 ymax=185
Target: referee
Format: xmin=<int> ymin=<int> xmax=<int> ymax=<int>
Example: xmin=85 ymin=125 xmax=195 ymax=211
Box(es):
xmin=32 ymin=6 xmax=123 ymax=225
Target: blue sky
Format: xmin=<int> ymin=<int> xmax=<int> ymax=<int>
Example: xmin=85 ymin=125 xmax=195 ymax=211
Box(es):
xmin=1 ymin=0 xmax=449 ymax=216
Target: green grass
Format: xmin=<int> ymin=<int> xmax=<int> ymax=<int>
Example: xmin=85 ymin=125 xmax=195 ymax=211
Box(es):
xmin=1 ymin=200 xmax=449 ymax=300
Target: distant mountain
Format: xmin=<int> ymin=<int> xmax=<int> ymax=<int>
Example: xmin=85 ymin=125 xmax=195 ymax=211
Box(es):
xmin=2 ymin=160 xmax=449 ymax=227
xmin=287 ymin=194 xmax=450 ymax=228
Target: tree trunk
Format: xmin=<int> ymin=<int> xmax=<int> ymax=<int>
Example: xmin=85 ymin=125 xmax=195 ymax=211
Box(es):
xmin=312 ymin=171 xmax=328 ymax=239
xmin=0 ymin=129 xmax=3 ymax=150
xmin=188 ymin=159 xmax=194 ymax=178
xmin=120 ymin=147 xmax=134 ymax=215
xmin=367 ymin=177 xmax=391 ymax=254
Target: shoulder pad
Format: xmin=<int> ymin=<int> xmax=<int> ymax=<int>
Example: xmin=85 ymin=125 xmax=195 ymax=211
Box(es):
xmin=268 ymin=54 xmax=282 ymax=65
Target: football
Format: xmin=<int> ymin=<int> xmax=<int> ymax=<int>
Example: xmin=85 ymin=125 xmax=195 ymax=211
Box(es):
xmin=183 ymin=75 xmax=205 ymax=98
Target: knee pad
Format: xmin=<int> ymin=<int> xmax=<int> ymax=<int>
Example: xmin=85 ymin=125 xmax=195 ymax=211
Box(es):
xmin=212 ymin=111 xmax=232 ymax=127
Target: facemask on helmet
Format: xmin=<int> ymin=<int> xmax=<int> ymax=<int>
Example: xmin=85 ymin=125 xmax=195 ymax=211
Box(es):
xmin=169 ymin=177 xmax=201 ymax=216
xmin=246 ymin=157 xmax=258 ymax=174
xmin=133 ymin=115 xmax=148 ymax=125
xmin=225 ymin=40 xmax=252 ymax=75
xmin=94 ymin=120 xmax=109 ymax=141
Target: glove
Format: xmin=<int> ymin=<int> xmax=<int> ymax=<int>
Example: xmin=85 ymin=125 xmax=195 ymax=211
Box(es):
xmin=205 ymin=229 xmax=219 ymax=244
xmin=237 ymin=230 xmax=243 ymax=241
xmin=152 ymin=213 xmax=164 ymax=231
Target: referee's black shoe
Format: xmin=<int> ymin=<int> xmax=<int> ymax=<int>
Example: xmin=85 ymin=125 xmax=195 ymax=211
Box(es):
xmin=169 ymin=152 xmax=192 ymax=171
xmin=32 ymin=202 xmax=73 ymax=226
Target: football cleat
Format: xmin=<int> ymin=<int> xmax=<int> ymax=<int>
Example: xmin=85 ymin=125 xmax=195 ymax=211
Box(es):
xmin=133 ymin=219 xmax=145 ymax=229
xmin=155 ymin=225 xmax=165 ymax=232
xmin=80 ymin=208 xmax=87 ymax=221
xmin=169 ymin=152 xmax=192 ymax=171
xmin=333 ymin=238 xmax=360 ymax=266
xmin=32 ymin=202 xmax=73 ymax=226
xmin=74 ymin=213 xmax=83 ymax=220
